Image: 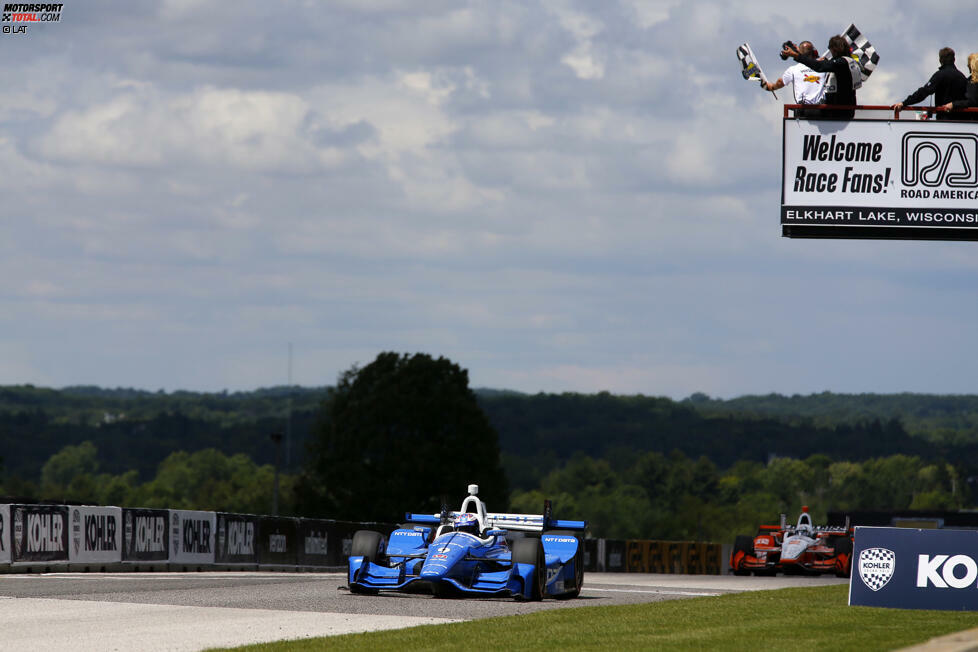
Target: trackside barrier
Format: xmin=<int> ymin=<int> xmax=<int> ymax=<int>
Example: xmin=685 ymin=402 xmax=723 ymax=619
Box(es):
xmin=0 ymin=504 xmax=10 ymax=570
xmin=122 ymin=508 xmax=169 ymax=570
xmin=7 ymin=504 xmax=70 ymax=572
xmin=0 ymin=502 xmax=723 ymax=575
xmin=68 ymin=505 xmax=123 ymax=571
xmin=215 ymin=513 xmax=259 ymax=569
xmin=169 ymin=510 xmax=216 ymax=571
xmin=586 ymin=539 xmax=723 ymax=574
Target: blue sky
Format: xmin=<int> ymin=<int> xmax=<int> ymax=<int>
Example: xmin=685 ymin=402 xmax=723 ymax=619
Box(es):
xmin=3 ymin=0 xmax=977 ymax=397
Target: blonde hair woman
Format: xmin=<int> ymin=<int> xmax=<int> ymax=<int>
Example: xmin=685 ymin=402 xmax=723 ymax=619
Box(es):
xmin=940 ymin=52 xmax=978 ymax=116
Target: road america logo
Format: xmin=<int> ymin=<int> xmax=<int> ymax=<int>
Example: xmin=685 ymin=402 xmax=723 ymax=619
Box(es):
xmin=858 ymin=547 xmax=895 ymax=591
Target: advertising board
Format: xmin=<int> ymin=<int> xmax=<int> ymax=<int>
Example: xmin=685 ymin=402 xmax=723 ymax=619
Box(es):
xmin=11 ymin=504 xmax=69 ymax=563
xmin=782 ymin=119 xmax=978 ymax=239
xmin=216 ymin=513 xmax=259 ymax=565
xmin=849 ymin=526 xmax=978 ymax=610
xmin=0 ymin=504 xmax=9 ymax=564
xmin=169 ymin=510 xmax=216 ymax=565
xmin=296 ymin=518 xmax=331 ymax=567
xmin=69 ymin=505 xmax=122 ymax=564
xmin=122 ymin=508 xmax=169 ymax=562
xmin=258 ymin=516 xmax=298 ymax=566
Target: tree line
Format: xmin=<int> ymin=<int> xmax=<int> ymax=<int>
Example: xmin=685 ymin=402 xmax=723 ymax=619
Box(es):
xmin=3 ymin=355 xmax=978 ymax=542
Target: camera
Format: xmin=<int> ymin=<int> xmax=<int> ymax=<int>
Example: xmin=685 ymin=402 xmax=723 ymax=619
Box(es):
xmin=780 ymin=41 xmax=797 ymax=60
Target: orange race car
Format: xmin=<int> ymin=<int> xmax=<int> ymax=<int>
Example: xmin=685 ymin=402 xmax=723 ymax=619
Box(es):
xmin=730 ymin=507 xmax=853 ymax=577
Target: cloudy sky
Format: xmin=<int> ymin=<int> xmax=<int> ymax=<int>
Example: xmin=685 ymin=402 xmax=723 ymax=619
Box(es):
xmin=3 ymin=0 xmax=977 ymax=398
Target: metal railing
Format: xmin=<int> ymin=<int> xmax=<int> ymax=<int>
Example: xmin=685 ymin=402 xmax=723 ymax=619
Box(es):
xmin=783 ymin=104 xmax=978 ymax=120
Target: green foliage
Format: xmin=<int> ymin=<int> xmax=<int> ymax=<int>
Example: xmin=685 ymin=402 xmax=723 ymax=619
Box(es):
xmin=296 ymin=352 xmax=508 ymax=521
xmin=0 ymin=385 xmax=320 ymax=481
xmin=14 ymin=443 xmax=295 ymax=514
xmin=514 ymin=450 xmax=970 ymax=541
xmin=478 ymin=392 xmax=940 ymax=490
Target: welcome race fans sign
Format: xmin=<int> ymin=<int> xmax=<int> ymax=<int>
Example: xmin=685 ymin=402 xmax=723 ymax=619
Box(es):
xmin=782 ymin=119 xmax=978 ymax=239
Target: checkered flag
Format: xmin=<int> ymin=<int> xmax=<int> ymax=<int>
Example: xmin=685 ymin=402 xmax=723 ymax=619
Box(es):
xmin=843 ymin=23 xmax=880 ymax=83
xmin=736 ymin=42 xmax=777 ymax=99
xmin=858 ymin=547 xmax=895 ymax=592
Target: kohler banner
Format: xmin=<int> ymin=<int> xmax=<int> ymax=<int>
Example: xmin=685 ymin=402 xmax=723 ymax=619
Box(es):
xmin=70 ymin=506 xmax=122 ymax=564
xmin=216 ymin=513 xmax=259 ymax=565
xmin=849 ymin=526 xmax=978 ymax=610
xmin=122 ymin=508 xmax=168 ymax=561
xmin=782 ymin=120 xmax=978 ymax=231
xmin=169 ymin=510 xmax=216 ymax=564
xmin=12 ymin=504 xmax=69 ymax=563
xmin=0 ymin=504 xmax=10 ymax=564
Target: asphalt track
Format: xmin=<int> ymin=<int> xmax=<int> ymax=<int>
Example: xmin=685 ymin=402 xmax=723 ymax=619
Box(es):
xmin=0 ymin=571 xmax=849 ymax=651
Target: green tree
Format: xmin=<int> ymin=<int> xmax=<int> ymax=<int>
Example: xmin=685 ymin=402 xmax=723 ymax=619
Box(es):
xmin=296 ymin=352 xmax=508 ymax=520
xmin=40 ymin=440 xmax=99 ymax=497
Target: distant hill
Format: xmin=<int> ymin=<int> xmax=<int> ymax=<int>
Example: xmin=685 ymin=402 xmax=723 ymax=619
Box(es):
xmin=3 ymin=385 xmax=978 ymax=489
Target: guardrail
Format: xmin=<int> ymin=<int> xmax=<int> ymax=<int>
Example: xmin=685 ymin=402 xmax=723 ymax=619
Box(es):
xmin=783 ymin=104 xmax=978 ymax=120
xmin=0 ymin=502 xmax=724 ymax=574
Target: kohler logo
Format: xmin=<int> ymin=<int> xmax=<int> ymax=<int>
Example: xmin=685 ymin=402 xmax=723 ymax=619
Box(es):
xmin=917 ymin=554 xmax=978 ymax=588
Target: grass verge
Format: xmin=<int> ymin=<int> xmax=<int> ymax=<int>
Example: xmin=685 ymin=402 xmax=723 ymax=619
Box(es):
xmin=210 ymin=584 xmax=978 ymax=651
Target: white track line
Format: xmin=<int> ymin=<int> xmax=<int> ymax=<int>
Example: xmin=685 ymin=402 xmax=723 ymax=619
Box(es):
xmin=584 ymin=587 xmax=721 ymax=597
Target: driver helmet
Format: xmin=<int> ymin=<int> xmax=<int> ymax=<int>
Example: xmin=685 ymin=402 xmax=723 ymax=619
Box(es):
xmin=454 ymin=513 xmax=480 ymax=536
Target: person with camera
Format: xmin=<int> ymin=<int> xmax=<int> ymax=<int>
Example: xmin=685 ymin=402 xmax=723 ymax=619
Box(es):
xmin=784 ymin=36 xmax=857 ymax=119
xmin=760 ymin=40 xmax=826 ymax=117
xmin=892 ymin=47 xmax=967 ymax=120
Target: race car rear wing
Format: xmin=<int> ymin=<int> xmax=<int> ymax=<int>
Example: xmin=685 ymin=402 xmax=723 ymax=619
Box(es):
xmin=405 ymin=499 xmax=587 ymax=532
xmin=404 ymin=511 xmax=587 ymax=532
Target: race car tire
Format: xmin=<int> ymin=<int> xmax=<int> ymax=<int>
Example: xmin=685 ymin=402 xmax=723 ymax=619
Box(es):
xmin=349 ymin=530 xmax=385 ymax=595
xmin=833 ymin=536 xmax=853 ymax=578
xmin=547 ymin=530 xmax=583 ymax=599
xmin=731 ymin=535 xmax=753 ymax=576
xmin=513 ymin=537 xmax=545 ymax=601
xmin=351 ymin=530 xmax=385 ymax=565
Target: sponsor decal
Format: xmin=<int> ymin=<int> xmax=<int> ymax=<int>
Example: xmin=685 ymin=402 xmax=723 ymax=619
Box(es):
xmin=225 ymin=521 xmax=254 ymax=556
xmin=27 ymin=511 xmax=63 ymax=553
xmin=85 ymin=513 xmax=117 ymax=552
xmin=546 ymin=566 xmax=561 ymax=584
xmin=13 ymin=509 xmax=23 ymax=557
xmin=917 ymin=554 xmax=978 ymax=589
xmin=72 ymin=508 xmax=81 ymax=556
xmin=544 ymin=536 xmax=577 ymax=544
xmin=304 ymin=533 xmax=327 ymax=555
xmin=134 ymin=515 xmax=166 ymax=553
xmin=858 ymin=547 xmax=895 ymax=592
xmin=431 ymin=554 xmax=448 ymax=560
xmin=268 ymin=534 xmax=287 ymax=553
xmin=182 ymin=519 xmax=211 ymax=554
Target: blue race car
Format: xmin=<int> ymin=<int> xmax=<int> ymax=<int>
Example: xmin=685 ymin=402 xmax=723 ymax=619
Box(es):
xmin=348 ymin=484 xmax=587 ymax=600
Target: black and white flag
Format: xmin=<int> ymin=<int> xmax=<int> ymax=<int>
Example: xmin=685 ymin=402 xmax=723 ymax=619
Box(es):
xmin=736 ymin=42 xmax=777 ymax=98
xmin=843 ymin=23 xmax=880 ymax=84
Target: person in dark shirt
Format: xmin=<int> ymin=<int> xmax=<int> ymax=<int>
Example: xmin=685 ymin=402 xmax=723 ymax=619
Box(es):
xmin=940 ymin=52 xmax=978 ymax=121
xmin=783 ymin=36 xmax=856 ymax=119
xmin=892 ymin=47 xmax=967 ymax=120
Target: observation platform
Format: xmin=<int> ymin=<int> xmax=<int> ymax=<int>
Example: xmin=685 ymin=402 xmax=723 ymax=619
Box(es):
xmin=781 ymin=105 xmax=978 ymax=240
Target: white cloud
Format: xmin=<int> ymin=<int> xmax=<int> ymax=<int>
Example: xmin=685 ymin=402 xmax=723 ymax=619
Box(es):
xmin=3 ymin=1 xmax=978 ymax=397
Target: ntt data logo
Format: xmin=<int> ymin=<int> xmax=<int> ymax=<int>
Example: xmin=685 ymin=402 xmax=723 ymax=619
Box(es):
xmin=858 ymin=547 xmax=895 ymax=592
xmin=2 ymin=3 xmax=63 ymax=35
